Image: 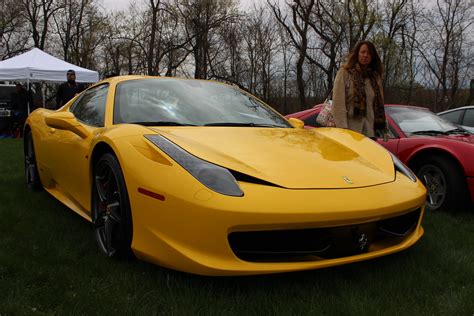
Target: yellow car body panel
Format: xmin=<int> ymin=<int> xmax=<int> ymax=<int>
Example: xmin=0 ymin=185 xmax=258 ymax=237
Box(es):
xmin=24 ymin=76 xmax=427 ymax=276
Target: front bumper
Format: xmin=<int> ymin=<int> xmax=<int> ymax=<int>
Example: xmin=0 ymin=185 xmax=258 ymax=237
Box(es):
xmin=126 ymin=166 xmax=426 ymax=276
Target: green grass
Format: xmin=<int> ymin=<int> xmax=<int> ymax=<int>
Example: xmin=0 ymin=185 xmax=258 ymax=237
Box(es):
xmin=0 ymin=138 xmax=473 ymax=315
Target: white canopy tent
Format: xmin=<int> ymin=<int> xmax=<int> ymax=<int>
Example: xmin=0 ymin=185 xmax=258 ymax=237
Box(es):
xmin=0 ymin=48 xmax=99 ymax=83
xmin=0 ymin=48 xmax=99 ymax=112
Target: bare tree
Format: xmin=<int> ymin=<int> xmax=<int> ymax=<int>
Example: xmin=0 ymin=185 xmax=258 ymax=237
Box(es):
xmin=269 ymin=0 xmax=315 ymax=108
xmin=205 ymin=16 xmax=245 ymax=84
xmin=0 ymin=0 xmax=28 ymax=58
xmin=147 ymin=0 xmax=164 ymax=75
xmin=178 ymin=0 xmax=239 ymax=79
xmin=239 ymin=5 xmax=279 ymax=102
xmin=162 ymin=6 xmax=194 ymax=77
xmin=305 ymin=0 xmax=347 ymax=93
xmin=149 ymin=1 xmax=193 ymax=76
xmin=377 ymin=0 xmax=411 ymax=87
xmin=400 ymin=0 xmax=423 ymax=104
xmin=21 ymin=0 xmax=63 ymax=49
xmin=107 ymin=4 xmax=150 ymax=75
xmin=53 ymin=0 xmax=97 ymax=62
xmin=344 ymin=0 xmax=378 ymax=50
xmin=417 ymin=0 xmax=473 ymax=111
xmin=276 ymin=20 xmax=296 ymax=114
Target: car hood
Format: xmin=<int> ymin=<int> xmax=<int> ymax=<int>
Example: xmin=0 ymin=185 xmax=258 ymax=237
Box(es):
xmin=149 ymin=127 xmax=395 ymax=189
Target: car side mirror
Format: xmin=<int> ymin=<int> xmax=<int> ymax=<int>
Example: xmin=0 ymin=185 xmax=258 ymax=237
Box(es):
xmin=288 ymin=117 xmax=305 ymax=129
xmin=45 ymin=111 xmax=90 ymax=138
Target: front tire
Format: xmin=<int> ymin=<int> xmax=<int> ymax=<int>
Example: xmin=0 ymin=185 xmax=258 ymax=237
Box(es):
xmin=92 ymin=153 xmax=133 ymax=258
xmin=24 ymin=131 xmax=41 ymax=191
xmin=413 ymin=155 xmax=468 ymax=212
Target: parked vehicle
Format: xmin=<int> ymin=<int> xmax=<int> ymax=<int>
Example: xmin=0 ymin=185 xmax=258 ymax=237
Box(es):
xmin=438 ymin=105 xmax=474 ymax=132
xmin=24 ymin=76 xmax=426 ymax=275
xmin=287 ymin=104 xmax=474 ymax=212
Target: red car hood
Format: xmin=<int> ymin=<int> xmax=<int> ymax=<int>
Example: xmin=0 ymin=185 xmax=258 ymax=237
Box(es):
xmin=429 ymin=134 xmax=474 ymax=144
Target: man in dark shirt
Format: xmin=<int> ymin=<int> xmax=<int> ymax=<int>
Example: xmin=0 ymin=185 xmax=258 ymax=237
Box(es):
xmin=55 ymin=69 xmax=84 ymax=109
xmin=11 ymin=83 xmax=34 ymax=136
xmin=11 ymin=83 xmax=33 ymax=116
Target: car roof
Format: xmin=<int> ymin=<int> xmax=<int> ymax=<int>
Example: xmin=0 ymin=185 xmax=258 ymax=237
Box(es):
xmin=438 ymin=105 xmax=474 ymax=114
xmin=384 ymin=104 xmax=431 ymax=110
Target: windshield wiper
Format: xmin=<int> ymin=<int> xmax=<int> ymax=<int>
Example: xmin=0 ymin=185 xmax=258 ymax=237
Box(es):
xmin=204 ymin=122 xmax=286 ymax=128
xmin=444 ymin=128 xmax=471 ymax=135
xmin=129 ymin=121 xmax=196 ymax=126
xmin=410 ymin=130 xmax=448 ymax=136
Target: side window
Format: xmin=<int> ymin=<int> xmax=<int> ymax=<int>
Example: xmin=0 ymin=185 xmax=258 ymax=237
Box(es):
xmin=440 ymin=110 xmax=463 ymax=124
xmin=70 ymin=84 xmax=108 ymax=127
xmin=462 ymin=109 xmax=474 ymax=127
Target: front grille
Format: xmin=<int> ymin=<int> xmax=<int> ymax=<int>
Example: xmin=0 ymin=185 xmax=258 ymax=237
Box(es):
xmin=228 ymin=208 xmax=421 ymax=262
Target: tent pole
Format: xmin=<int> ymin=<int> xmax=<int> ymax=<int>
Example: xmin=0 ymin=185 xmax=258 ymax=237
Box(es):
xmin=27 ymin=78 xmax=30 ymax=114
xmin=42 ymin=82 xmax=45 ymax=108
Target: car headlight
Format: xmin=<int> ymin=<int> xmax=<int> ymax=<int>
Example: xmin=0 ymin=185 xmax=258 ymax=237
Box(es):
xmin=390 ymin=152 xmax=417 ymax=182
xmin=145 ymin=135 xmax=244 ymax=197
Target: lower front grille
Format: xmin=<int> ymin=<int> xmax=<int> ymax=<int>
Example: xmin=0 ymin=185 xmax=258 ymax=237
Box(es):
xmin=228 ymin=208 xmax=421 ymax=262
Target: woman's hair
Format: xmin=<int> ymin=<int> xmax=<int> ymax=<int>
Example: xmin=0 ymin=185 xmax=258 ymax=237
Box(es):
xmin=343 ymin=40 xmax=384 ymax=77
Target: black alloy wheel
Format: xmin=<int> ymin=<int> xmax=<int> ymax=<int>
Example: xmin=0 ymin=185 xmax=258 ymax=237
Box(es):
xmin=25 ymin=132 xmax=41 ymax=190
xmin=414 ymin=155 xmax=468 ymax=212
xmin=92 ymin=153 xmax=133 ymax=258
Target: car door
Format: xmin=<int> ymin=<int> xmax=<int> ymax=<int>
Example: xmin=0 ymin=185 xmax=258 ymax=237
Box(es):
xmin=49 ymin=84 xmax=109 ymax=213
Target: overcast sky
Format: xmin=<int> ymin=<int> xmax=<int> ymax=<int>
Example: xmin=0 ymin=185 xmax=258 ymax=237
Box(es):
xmin=100 ymin=0 xmax=259 ymax=12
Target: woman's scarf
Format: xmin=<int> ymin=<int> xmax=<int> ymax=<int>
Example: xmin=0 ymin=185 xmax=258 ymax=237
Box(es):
xmin=350 ymin=64 xmax=386 ymax=131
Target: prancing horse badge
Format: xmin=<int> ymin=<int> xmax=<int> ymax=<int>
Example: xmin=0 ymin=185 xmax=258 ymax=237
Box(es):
xmin=342 ymin=176 xmax=353 ymax=184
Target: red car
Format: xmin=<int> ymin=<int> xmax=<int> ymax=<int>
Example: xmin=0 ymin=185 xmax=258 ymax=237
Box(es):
xmin=286 ymin=104 xmax=474 ymax=212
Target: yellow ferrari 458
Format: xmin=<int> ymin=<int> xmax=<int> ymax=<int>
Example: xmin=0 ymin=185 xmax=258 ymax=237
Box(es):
xmin=24 ymin=76 xmax=426 ymax=276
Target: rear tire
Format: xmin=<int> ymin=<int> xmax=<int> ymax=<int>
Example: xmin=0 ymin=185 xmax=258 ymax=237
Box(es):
xmin=24 ymin=132 xmax=41 ymax=191
xmin=413 ymin=155 xmax=468 ymax=212
xmin=92 ymin=153 xmax=133 ymax=258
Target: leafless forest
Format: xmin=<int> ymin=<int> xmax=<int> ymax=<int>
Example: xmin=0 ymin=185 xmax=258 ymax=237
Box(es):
xmin=1 ymin=0 xmax=472 ymax=114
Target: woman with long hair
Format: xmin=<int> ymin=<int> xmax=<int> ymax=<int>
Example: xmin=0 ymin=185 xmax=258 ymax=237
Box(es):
xmin=332 ymin=40 xmax=387 ymax=137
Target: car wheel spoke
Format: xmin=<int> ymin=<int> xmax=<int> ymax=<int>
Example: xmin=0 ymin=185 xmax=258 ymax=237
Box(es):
xmin=94 ymin=211 xmax=106 ymax=228
xmin=104 ymin=216 xmax=116 ymax=257
xmin=25 ymin=138 xmax=36 ymax=185
xmin=423 ymin=174 xmax=437 ymax=206
xmin=25 ymin=158 xmax=31 ymax=183
xmin=432 ymin=174 xmax=444 ymax=187
xmin=421 ymin=164 xmax=447 ymax=208
xmin=95 ymin=175 xmax=108 ymax=203
xmin=427 ymin=191 xmax=435 ymax=205
xmin=107 ymin=200 xmax=121 ymax=223
xmin=27 ymin=164 xmax=36 ymax=183
xmin=434 ymin=192 xmax=444 ymax=204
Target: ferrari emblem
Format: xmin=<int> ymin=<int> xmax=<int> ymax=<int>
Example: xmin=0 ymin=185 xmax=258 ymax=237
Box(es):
xmin=342 ymin=176 xmax=353 ymax=184
xmin=358 ymin=233 xmax=368 ymax=250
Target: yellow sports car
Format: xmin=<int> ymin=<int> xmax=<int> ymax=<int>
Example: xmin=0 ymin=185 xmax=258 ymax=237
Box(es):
xmin=24 ymin=76 xmax=426 ymax=276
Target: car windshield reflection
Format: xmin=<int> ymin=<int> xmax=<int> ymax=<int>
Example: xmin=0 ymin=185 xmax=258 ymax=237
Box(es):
xmin=114 ymin=78 xmax=290 ymax=128
xmin=386 ymin=106 xmax=471 ymax=136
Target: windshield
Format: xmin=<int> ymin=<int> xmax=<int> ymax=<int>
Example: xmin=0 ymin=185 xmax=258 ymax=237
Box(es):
xmin=386 ymin=106 xmax=468 ymax=136
xmin=114 ymin=78 xmax=290 ymax=128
